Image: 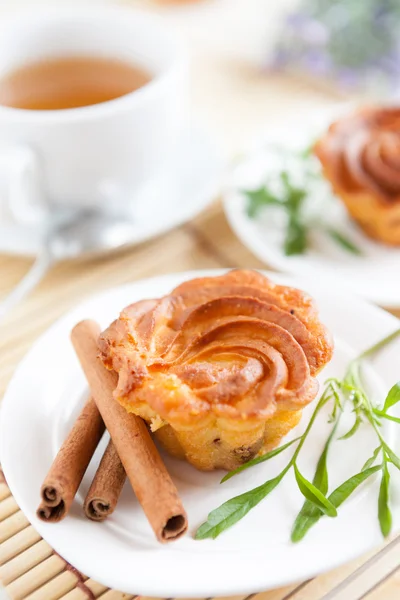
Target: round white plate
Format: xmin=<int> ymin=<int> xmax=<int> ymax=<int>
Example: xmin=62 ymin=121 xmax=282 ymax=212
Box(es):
xmin=223 ymin=109 xmax=400 ymax=307
xmin=2 ymin=270 xmax=400 ymax=597
xmin=0 ymin=122 xmax=224 ymax=256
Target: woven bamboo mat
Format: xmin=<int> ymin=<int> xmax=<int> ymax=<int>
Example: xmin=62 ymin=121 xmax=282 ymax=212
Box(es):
xmin=1 ymin=203 xmax=400 ymax=600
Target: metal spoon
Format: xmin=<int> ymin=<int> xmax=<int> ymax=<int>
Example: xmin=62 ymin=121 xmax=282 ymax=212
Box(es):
xmin=0 ymin=208 xmax=137 ymax=321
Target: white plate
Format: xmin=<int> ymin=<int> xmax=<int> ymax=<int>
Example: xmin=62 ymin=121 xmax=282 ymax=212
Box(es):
xmin=2 ymin=270 xmax=400 ymax=597
xmin=223 ymin=110 xmax=400 ymax=307
xmin=0 ymin=122 xmax=223 ymax=257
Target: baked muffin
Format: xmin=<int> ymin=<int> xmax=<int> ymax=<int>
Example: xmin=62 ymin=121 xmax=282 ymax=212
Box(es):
xmin=99 ymin=270 xmax=333 ymax=471
xmin=315 ymin=107 xmax=400 ymax=246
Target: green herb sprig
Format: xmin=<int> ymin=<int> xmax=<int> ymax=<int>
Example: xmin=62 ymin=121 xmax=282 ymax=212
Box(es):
xmin=196 ymin=328 xmax=400 ymax=542
xmin=243 ymin=147 xmax=361 ymax=257
xmin=291 ymin=327 xmax=400 ymax=542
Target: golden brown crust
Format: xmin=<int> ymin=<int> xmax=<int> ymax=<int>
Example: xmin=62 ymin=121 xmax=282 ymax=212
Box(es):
xmin=315 ymin=107 xmax=400 ymax=245
xmin=99 ymin=270 xmax=333 ymax=470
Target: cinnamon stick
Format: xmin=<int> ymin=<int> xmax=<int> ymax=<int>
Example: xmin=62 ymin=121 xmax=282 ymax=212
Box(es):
xmin=84 ymin=440 xmax=126 ymax=521
xmin=71 ymin=320 xmax=188 ymax=543
xmin=37 ymin=398 xmax=105 ymax=522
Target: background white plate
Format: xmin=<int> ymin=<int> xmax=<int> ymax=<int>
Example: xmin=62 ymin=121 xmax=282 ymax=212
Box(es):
xmin=223 ymin=109 xmax=400 ymax=307
xmin=1 ymin=270 xmax=400 ymax=597
xmin=0 ymin=123 xmax=223 ymax=257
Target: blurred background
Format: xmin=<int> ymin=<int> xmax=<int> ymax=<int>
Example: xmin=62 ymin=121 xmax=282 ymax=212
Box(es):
xmin=43 ymin=0 xmax=400 ymax=155
xmin=1 ymin=0 xmax=397 ymax=345
xmin=1 ymin=0 xmax=397 ymax=324
xmin=0 ymin=0 xmax=371 ymax=158
xmin=0 ymin=2 xmax=399 ymax=597
xmin=1 ymin=0 xmax=396 ymax=176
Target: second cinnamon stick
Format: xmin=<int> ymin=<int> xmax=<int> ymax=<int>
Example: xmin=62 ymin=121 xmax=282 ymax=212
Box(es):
xmin=37 ymin=398 xmax=105 ymax=522
xmin=71 ymin=319 xmax=188 ymax=543
xmin=84 ymin=440 xmax=126 ymax=521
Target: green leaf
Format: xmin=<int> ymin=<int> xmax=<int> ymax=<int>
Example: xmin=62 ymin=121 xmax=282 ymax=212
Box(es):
xmin=277 ymin=170 xmax=309 ymax=255
xmin=280 ymin=171 xmax=291 ymax=191
xmin=309 ymin=414 xmax=340 ymax=494
xmin=378 ymin=463 xmax=392 ymax=537
xmin=329 ymin=465 xmax=381 ymax=508
xmin=243 ymin=187 xmax=281 ymax=218
xmin=221 ymin=436 xmax=301 ymax=483
xmin=311 ymin=448 xmax=329 ymax=495
xmin=284 ymin=215 xmax=308 ymax=256
xmin=330 ymin=383 xmax=343 ymax=411
xmin=362 ymin=447 xmax=381 ymax=471
xmin=374 ymin=411 xmax=400 ymax=425
xmin=286 ymin=188 xmax=307 ymax=213
xmin=326 ymin=228 xmax=362 ymax=255
xmin=291 ymin=501 xmax=321 ymax=543
xmin=294 ymin=465 xmax=337 ymax=517
xmin=339 ymin=415 xmax=362 ymax=440
xmin=291 ymin=422 xmax=336 ymax=542
xmin=292 ymin=465 xmax=381 ymax=542
xmin=195 ymin=474 xmax=283 ymax=540
xmin=381 ymin=441 xmax=400 ymax=471
xmin=356 ymin=328 xmax=400 ymax=362
xmin=343 ymin=362 xmax=366 ymax=398
xmin=299 ymin=142 xmax=314 ymax=159
xmin=383 ymin=382 xmax=400 ymax=413
xmin=291 ymin=499 xmax=321 ymax=543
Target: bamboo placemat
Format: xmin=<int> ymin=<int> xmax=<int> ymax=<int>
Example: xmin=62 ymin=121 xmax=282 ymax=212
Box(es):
xmin=1 ymin=203 xmax=400 ymax=600
xmin=0 ymin=11 xmax=399 ymax=592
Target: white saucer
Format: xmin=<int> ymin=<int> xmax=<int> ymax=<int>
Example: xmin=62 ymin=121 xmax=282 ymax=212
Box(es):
xmin=0 ymin=123 xmax=224 ymax=257
xmin=223 ymin=109 xmax=400 ymax=307
xmin=1 ymin=270 xmax=400 ymax=597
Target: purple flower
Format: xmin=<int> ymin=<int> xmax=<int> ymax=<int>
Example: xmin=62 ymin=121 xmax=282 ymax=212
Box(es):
xmin=378 ymin=54 xmax=400 ymax=77
xmin=286 ymin=12 xmax=309 ymax=28
xmin=269 ymin=47 xmax=292 ymax=70
xmin=286 ymin=13 xmax=329 ymax=45
xmin=270 ymin=1 xmax=400 ymax=96
xmin=302 ymin=50 xmax=332 ymax=75
xmin=336 ymin=67 xmax=359 ymax=89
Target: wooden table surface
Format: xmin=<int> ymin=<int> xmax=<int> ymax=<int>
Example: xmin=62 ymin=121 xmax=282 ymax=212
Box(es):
xmin=1 ymin=23 xmax=400 ymax=600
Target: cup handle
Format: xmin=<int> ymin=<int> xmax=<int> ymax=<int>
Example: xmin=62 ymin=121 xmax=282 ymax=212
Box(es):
xmin=0 ymin=145 xmax=47 ymax=226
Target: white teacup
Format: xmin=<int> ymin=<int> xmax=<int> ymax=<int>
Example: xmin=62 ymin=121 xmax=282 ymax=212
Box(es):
xmin=0 ymin=6 xmax=187 ymax=225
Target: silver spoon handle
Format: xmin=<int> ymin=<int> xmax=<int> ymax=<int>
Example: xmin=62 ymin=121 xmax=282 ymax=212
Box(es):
xmin=0 ymin=250 xmax=52 ymax=322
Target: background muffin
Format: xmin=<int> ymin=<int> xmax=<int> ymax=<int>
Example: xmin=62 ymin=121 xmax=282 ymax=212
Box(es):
xmin=315 ymin=107 xmax=400 ymax=246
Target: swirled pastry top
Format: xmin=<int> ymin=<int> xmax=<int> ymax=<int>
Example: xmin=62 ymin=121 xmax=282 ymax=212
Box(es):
xmin=99 ymin=271 xmax=333 ymax=423
xmin=315 ymin=108 xmax=400 ymax=203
